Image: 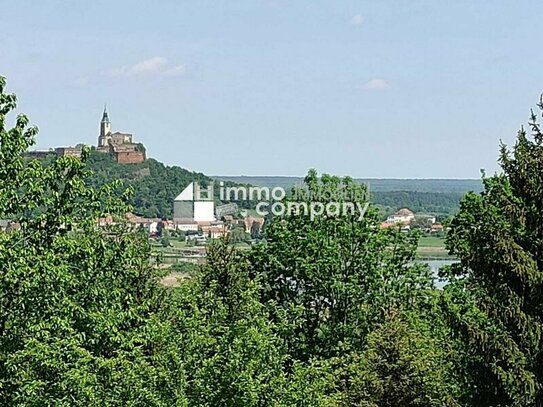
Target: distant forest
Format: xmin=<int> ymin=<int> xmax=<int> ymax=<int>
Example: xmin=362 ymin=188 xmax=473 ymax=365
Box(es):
xmin=215 ymin=175 xmax=483 ymax=192
xmin=372 ymin=190 xmax=466 ymax=219
xmin=218 ymin=176 xmax=483 ymax=219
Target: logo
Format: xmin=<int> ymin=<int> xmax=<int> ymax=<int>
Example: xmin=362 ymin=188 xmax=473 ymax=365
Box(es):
xmin=174 ymin=182 xmax=215 ymax=222
xmin=217 ymin=181 xmax=370 ymax=221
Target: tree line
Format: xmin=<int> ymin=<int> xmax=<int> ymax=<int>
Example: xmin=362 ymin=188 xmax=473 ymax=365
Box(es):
xmin=2 ymin=75 xmax=543 ymax=406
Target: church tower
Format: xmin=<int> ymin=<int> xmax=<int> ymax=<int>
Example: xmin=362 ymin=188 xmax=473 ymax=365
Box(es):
xmin=98 ymin=105 xmax=112 ymax=147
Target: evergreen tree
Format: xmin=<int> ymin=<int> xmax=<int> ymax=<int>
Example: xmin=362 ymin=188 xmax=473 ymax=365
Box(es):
xmin=444 ymin=102 xmax=543 ymax=406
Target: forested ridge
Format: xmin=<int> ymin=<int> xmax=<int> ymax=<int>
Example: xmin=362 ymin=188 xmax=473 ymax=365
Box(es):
xmin=3 ymin=75 xmax=543 ymax=406
xmin=372 ymin=190 xmax=464 ymax=218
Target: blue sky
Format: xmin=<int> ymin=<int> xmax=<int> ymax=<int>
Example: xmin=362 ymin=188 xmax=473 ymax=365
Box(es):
xmin=1 ymin=0 xmax=542 ymax=178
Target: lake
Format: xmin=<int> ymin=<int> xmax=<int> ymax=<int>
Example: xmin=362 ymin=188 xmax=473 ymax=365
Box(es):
xmin=418 ymin=259 xmax=458 ymax=288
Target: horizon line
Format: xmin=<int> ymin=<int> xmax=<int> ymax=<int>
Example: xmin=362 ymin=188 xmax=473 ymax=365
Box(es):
xmin=212 ymin=175 xmax=482 ymax=181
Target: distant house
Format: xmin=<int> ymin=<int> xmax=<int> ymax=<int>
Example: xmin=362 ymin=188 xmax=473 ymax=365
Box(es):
xmin=200 ymin=221 xmax=226 ymax=238
xmin=0 ymin=220 xmax=19 ymax=232
xmin=380 ymin=221 xmax=394 ymax=229
xmin=173 ymin=182 xmax=216 ymax=223
xmin=386 ymin=208 xmax=415 ymax=225
xmin=55 ymin=146 xmax=83 ymax=158
xmin=97 ymin=215 xmax=115 ymax=227
xmin=125 ymin=213 xmax=160 ymax=234
xmin=380 ymin=221 xmax=410 ymax=232
xmin=427 ymin=216 xmax=437 ymax=224
xmin=174 ymin=219 xmax=199 ymax=233
xmin=207 ymin=226 xmax=228 ymax=239
xmin=244 ymin=216 xmax=265 ymax=234
xmin=26 ymin=146 xmax=85 ymax=160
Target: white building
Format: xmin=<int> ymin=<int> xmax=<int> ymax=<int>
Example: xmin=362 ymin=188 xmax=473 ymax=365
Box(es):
xmin=386 ymin=208 xmax=415 ymax=224
xmin=173 ymin=182 xmax=216 ymax=223
xmin=175 ymin=220 xmax=199 ymax=232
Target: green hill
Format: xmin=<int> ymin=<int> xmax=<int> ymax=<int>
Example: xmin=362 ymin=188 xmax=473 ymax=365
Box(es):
xmin=85 ymin=150 xmax=211 ymax=218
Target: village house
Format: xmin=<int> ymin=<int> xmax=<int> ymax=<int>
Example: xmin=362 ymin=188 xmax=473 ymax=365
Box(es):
xmin=55 ymin=146 xmax=84 ymax=158
xmin=380 ymin=221 xmax=411 ymax=232
xmin=386 ymin=208 xmax=415 ymax=225
xmin=199 ymin=220 xmax=226 ymax=235
xmin=244 ymin=216 xmax=265 ymax=234
xmin=207 ymin=226 xmax=228 ymax=239
xmin=0 ymin=220 xmax=20 ymax=232
xmin=174 ymin=219 xmax=199 ymax=233
xmin=125 ymin=213 xmax=160 ymax=234
xmin=97 ymin=215 xmax=115 ymax=227
xmin=26 ymin=147 xmax=84 ymax=160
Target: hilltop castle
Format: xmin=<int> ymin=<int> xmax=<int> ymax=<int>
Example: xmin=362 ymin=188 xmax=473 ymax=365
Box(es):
xmin=97 ymin=106 xmax=145 ymax=164
xmin=25 ymin=106 xmax=147 ymax=164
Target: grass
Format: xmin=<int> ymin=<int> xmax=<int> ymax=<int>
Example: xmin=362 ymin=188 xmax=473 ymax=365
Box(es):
xmin=416 ymin=235 xmax=452 ymax=259
xmin=169 ymin=239 xmax=188 ymax=248
xmin=418 ymin=236 xmax=446 ymax=247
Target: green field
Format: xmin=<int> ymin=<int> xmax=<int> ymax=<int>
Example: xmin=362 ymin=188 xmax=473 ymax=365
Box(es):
xmin=416 ymin=236 xmax=451 ymax=259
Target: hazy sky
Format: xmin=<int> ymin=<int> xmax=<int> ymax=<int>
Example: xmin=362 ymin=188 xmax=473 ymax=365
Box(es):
xmin=2 ymin=0 xmax=542 ymax=178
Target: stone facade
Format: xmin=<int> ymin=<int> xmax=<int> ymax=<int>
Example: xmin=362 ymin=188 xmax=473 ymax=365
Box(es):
xmin=115 ymin=149 xmax=146 ymax=164
xmin=26 ymin=146 xmax=83 ymax=160
xmin=110 ymin=132 xmax=133 ymax=145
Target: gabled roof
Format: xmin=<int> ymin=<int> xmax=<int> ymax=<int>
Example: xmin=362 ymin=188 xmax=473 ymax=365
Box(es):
xmin=395 ymin=208 xmax=414 ymax=217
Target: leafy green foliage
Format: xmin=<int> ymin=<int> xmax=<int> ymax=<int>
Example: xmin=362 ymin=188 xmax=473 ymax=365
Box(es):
xmin=345 ymin=312 xmax=461 ymax=406
xmin=8 ymin=74 xmax=543 ymax=407
xmin=169 ymin=241 xmax=289 ymax=406
xmin=243 ymin=170 xmax=462 ymax=405
xmin=250 ymin=170 xmax=436 ymax=360
xmin=0 ymin=76 xmax=183 ymax=406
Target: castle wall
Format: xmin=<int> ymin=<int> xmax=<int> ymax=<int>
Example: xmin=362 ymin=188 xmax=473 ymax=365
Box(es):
xmin=55 ymin=147 xmax=82 ymax=158
xmin=115 ymin=150 xmax=145 ymax=164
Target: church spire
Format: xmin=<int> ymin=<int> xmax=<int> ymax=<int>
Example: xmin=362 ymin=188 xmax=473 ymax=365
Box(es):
xmin=101 ymin=104 xmax=110 ymax=123
xmin=99 ymin=104 xmax=112 ymax=144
